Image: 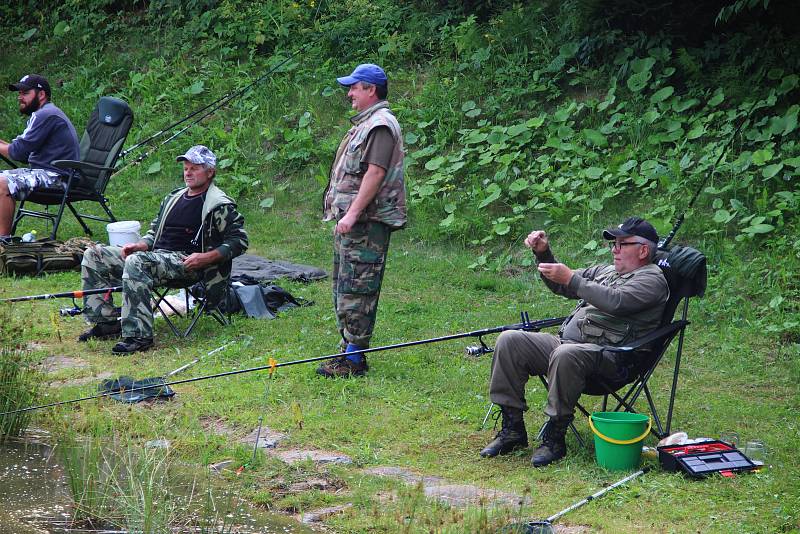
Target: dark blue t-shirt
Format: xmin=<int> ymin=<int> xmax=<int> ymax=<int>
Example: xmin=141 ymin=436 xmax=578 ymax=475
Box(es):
xmin=8 ymin=102 xmax=80 ymax=176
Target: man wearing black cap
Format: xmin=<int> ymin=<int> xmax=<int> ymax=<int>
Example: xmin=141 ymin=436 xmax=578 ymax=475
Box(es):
xmin=480 ymin=217 xmax=669 ymax=467
xmin=319 ymin=63 xmax=407 ymax=377
xmin=0 ymin=74 xmax=80 ymax=242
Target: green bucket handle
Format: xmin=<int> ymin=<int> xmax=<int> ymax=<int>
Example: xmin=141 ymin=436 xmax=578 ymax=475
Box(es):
xmin=589 ymin=414 xmax=652 ymax=445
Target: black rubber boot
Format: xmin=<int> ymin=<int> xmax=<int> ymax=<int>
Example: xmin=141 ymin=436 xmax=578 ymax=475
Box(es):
xmin=480 ymin=406 xmax=528 ymax=457
xmin=531 ymin=415 xmax=573 ymax=467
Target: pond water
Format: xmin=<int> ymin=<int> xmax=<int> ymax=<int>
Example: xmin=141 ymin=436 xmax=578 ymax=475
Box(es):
xmin=0 ymin=432 xmax=314 ymax=534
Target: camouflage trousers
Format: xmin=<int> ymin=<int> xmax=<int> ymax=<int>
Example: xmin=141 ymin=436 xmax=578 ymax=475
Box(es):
xmin=332 ymin=221 xmax=392 ymax=348
xmin=80 ymin=245 xmax=199 ymax=338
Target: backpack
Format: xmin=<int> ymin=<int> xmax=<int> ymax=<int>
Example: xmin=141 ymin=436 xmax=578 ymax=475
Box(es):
xmin=0 ymin=238 xmax=91 ymax=276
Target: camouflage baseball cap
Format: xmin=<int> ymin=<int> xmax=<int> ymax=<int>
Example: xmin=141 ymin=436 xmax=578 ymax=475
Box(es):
xmin=176 ymin=145 xmax=216 ymax=168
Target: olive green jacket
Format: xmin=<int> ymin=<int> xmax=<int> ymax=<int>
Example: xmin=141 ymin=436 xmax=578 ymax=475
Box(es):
xmin=535 ymin=248 xmax=669 ymax=347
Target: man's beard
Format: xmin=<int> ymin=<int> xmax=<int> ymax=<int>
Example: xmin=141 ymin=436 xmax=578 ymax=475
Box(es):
xmin=20 ymin=97 xmax=41 ymax=116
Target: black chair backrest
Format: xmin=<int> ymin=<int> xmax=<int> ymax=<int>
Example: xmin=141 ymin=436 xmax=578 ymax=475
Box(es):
xmin=654 ymin=245 xmax=708 ymax=325
xmin=77 ymin=96 xmax=134 ymax=192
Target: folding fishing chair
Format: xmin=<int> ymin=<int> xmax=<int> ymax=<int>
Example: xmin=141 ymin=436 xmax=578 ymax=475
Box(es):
xmin=152 ymin=279 xmax=231 ymax=338
xmin=12 ymin=96 xmax=134 ymax=240
xmin=483 ymin=245 xmax=707 ymax=442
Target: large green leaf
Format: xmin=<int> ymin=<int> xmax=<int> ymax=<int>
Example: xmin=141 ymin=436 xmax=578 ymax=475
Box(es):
xmin=751 ymin=149 xmax=773 ymax=166
xmin=582 ymin=129 xmax=607 ymax=147
xmin=630 ymin=57 xmax=656 ymax=74
xmin=462 ymin=100 xmax=476 ymax=112
xmin=707 ymin=89 xmax=725 ymax=107
xmin=762 ymin=163 xmax=784 ymax=179
xmin=507 ymin=123 xmax=530 ymax=137
xmin=650 ymin=86 xmax=674 ymax=104
xmin=425 ymin=156 xmax=446 ymax=171
xmin=627 ymin=71 xmax=651 ymax=93
xmin=673 ymin=98 xmax=700 ymax=113
xmin=509 ymin=178 xmax=529 ymax=192
xmin=778 ymin=74 xmax=799 ymax=95
xmin=743 ymin=223 xmax=775 ymax=235
xmin=478 ymin=183 xmax=502 ymax=209
xmin=584 ymin=167 xmax=604 ymax=179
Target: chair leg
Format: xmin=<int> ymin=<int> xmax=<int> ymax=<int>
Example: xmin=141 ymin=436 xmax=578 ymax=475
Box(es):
xmin=66 ymin=202 xmax=92 ymax=236
xmin=480 ymin=402 xmax=498 ymax=430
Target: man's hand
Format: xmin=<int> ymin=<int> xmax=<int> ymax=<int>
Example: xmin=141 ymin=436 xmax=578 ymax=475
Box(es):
xmin=183 ymin=250 xmax=222 ymax=271
xmin=120 ymin=241 xmax=148 ymax=259
xmin=524 ymin=230 xmax=549 ymax=253
xmin=335 ymin=211 xmax=359 ymax=234
xmin=537 ymin=262 xmax=574 ymax=285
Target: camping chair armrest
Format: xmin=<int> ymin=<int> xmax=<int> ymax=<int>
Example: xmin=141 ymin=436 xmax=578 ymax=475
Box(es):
xmin=599 ymin=320 xmax=689 ymax=354
xmin=51 ymin=159 xmax=115 ymax=173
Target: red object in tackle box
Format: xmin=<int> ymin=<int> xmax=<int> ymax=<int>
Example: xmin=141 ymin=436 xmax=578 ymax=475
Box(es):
xmin=657 ymin=440 xmax=759 ymax=478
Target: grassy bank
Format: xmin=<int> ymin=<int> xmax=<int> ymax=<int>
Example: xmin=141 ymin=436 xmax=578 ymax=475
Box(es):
xmin=1 ymin=0 xmax=799 ymax=531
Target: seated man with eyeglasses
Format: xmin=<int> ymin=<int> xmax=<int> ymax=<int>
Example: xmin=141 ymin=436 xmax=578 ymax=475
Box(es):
xmin=480 ymin=217 xmax=669 ymax=467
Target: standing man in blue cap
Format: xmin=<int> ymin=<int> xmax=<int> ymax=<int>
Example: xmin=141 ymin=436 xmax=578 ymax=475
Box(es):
xmin=319 ymin=64 xmax=407 ymax=377
xmin=0 ymin=74 xmax=80 ymax=243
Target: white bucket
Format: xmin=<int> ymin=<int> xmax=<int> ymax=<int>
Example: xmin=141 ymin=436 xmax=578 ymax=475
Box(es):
xmin=106 ymin=220 xmax=141 ymax=246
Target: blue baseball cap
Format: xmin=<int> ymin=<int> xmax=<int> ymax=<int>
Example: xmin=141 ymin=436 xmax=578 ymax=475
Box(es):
xmin=336 ymin=64 xmax=388 ymax=87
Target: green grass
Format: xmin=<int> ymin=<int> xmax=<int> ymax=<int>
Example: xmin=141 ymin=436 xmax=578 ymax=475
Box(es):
xmin=2 ymin=172 xmax=799 ymax=531
xmin=1 ymin=3 xmax=798 ymax=531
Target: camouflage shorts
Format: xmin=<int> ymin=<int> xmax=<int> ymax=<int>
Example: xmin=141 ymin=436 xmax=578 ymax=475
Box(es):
xmin=1 ymin=168 xmax=63 ymax=200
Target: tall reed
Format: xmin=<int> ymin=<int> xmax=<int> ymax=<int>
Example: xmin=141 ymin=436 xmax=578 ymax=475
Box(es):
xmin=0 ymin=307 xmax=42 ymax=441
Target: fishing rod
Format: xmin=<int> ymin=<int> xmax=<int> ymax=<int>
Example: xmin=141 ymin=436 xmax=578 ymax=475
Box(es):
xmin=659 ymin=98 xmax=761 ymax=250
xmin=1 ymin=153 xmax=17 ymax=168
xmin=1 ymin=286 xmax=121 ymax=304
xmin=0 ymin=313 xmax=563 ymax=416
xmin=500 ymin=468 xmax=649 ymax=534
xmin=118 ymin=43 xmax=311 ymax=167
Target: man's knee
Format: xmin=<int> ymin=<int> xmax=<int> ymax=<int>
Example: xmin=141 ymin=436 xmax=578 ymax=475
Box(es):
xmin=495 ymin=330 xmax=525 ymax=355
xmin=549 ymin=344 xmax=591 ymax=375
xmin=81 ymin=245 xmax=103 ymax=267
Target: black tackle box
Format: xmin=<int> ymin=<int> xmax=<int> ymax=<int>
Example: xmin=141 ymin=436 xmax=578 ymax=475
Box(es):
xmin=658 ymin=440 xmax=759 ymax=478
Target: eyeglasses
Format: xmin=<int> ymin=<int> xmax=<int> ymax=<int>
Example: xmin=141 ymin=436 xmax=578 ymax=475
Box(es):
xmin=608 ymin=241 xmax=643 ymax=251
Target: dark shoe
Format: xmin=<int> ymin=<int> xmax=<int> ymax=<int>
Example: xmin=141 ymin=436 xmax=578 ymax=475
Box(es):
xmin=480 ymin=406 xmax=528 ymax=457
xmin=316 ymin=356 xmax=369 ymax=378
xmin=112 ymin=337 xmax=154 ymax=354
xmin=531 ymin=415 xmax=573 ymax=467
xmin=78 ymin=321 xmax=121 ymax=342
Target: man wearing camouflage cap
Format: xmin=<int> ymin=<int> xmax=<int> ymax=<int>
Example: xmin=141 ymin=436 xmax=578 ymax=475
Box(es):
xmin=319 ymin=63 xmax=407 ymax=377
xmin=78 ymin=145 xmax=248 ymax=353
xmin=480 ymin=217 xmax=668 ymax=467
xmin=0 ymin=74 xmax=80 ymax=243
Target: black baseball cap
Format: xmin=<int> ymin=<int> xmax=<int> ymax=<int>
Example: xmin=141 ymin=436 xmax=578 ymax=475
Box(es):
xmin=603 ymin=217 xmax=659 ymax=243
xmin=9 ymin=74 xmax=51 ymax=98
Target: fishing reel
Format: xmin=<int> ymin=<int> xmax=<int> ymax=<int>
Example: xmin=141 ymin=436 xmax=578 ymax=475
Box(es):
xmin=464 ymin=337 xmax=493 ymax=357
xmin=59 ymin=298 xmax=84 ymax=317
xmin=59 ymin=305 xmax=84 ymax=317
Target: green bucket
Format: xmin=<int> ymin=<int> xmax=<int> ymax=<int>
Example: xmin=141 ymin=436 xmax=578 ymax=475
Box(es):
xmin=589 ymin=411 xmax=651 ymax=471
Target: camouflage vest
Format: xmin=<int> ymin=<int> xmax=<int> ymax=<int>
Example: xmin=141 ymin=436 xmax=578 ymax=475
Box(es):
xmin=323 ymin=101 xmax=407 ymax=229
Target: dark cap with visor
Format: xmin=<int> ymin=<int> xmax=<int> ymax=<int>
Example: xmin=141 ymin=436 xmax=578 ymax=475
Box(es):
xmin=602 ymin=217 xmax=659 ymax=244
